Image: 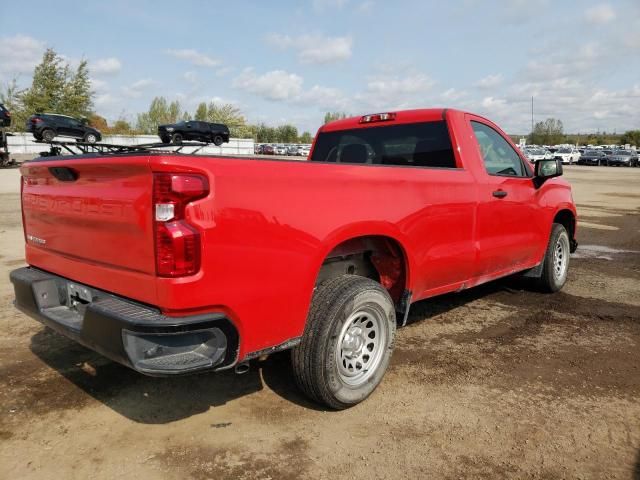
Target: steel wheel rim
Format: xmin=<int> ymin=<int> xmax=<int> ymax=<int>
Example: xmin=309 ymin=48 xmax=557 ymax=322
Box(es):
xmin=553 ymin=234 xmax=569 ymax=282
xmin=335 ymin=307 xmax=387 ymax=387
xmin=87 ymin=134 xmax=96 ymax=143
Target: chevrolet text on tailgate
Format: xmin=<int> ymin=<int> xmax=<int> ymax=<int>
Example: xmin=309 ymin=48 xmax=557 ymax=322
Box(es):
xmin=10 ymin=109 xmax=577 ymax=409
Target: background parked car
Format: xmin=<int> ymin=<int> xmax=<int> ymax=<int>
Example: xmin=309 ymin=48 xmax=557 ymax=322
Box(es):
xmin=262 ymin=144 xmax=275 ymax=155
xmin=286 ymin=145 xmax=298 ymax=155
xmin=26 ymin=113 xmax=101 ymax=143
xmin=275 ymin=144 xmax=287 ymax=155
xmin=0 ymin=104 xmax=11 ymax=128
xmin=607 ymin=150 xmax=638 ymax=167
xmin=578 ymin=149 xmax=608 ymax=165
xmin=297 ymin=145 xmax=311 ymax=157
xmin=524 ymin=147 xmax=552 ymax=161
xmin=158 ymin=121 xmax=229 ymax=145
xmin=554 ymin=147 xmax=581 ymax=164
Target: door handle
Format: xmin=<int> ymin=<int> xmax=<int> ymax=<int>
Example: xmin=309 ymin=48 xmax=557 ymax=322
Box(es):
xmin=492 ymin=190 xmax=508 ymax=198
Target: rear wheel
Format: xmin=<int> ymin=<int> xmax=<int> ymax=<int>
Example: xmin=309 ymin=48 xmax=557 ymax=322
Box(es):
xmin=291 ymin=275 xmax=396 ymax=410
xmin=41 ymin=129 xmax=55 ymax=142
xmin=160 ymin=135 xmax=170 ymax=143
xmin=536 ymin=223 xmax=571 ymax=293
xmin=171 ymin=133 xmax=183 ymax=144
xmin=213 ymin=135 xmax=224 ymax=146
xmin=83 ymin=133 xmax=97 ymax=143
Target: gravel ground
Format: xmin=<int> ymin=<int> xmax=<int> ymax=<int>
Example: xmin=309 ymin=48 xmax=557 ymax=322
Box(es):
xmin=0 ymin=164 xmax=639 ymax=479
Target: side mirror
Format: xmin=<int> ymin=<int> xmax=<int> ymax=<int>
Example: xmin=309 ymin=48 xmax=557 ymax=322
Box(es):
xmin=534 ymin=159 xmax=563 ymax=188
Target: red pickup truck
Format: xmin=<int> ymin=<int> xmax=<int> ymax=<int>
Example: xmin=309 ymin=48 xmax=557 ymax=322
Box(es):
xmin=10 ymin=108 xmax=577 ymax=409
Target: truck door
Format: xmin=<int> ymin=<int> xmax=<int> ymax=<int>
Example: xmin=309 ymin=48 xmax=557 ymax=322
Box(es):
xmin=468 ymin=118 xmax=545 ymax=277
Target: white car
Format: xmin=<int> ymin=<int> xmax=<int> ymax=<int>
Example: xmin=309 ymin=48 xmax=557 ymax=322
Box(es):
xmin=297 ymin=145 xmax=311 ymax=157
xmin=554 ymin=147 xmax=581 ymax=164
xmin=275 ymin=144 xmax=288 ymax=155
xmin=524 ymin=147 xmax=552 ymax=162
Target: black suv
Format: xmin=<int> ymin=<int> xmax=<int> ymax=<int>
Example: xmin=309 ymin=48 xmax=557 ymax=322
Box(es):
xmin=26 ymin=113 xmax=102 ymax=143
xmin=158 ymin=121 xmax=229 ymax=145
xmin=0 ymin=104 xmax=10 ymax=128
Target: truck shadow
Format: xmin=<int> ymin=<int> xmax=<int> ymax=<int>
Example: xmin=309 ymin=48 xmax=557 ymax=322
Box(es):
xmin=634 ymin=449 xmax=640 ymax=480
xmin=28 ymin=328 xmax=325 ymax=424
xmin=28 ymin=275 xmax=582 ymax=423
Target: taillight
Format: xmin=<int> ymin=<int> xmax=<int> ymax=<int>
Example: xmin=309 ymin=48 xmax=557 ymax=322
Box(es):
xmin=31 ymin=117 xmax=42 ymax=123
xmin=153 ymin=173 xmax=209 ymax=277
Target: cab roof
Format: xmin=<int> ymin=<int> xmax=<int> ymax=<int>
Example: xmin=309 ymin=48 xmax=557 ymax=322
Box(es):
xmin=320 ymin=108 xmax=461 ymax=133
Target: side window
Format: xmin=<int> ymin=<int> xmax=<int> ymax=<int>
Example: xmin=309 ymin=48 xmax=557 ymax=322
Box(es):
xmin=471 ymin=121 xmax=526 ymax=177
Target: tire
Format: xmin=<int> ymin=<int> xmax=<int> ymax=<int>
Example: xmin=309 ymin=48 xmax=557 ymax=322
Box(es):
xmin=171 ymin=133 xmax=183 ymax=144
xmin=536 ymin=223 xmax=571 ymax=293
xmin=291 ymin=275 xmax=396 ymax=410
xmin=160 ymin=135 xmax=170 ymax=144
xmin=83 ymin=133 xmax=97 ymax=144
xmin=41 ymin=129 xmax=55 ymax=142
xmin=213 ymin=135 xmax=224 ymax=146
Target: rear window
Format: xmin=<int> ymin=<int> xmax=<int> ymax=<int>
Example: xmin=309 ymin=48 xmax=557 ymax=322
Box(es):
xmin=310 ymin=121 xmax=457 ymax=168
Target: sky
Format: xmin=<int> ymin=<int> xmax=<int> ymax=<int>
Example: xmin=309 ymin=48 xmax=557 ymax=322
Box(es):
xmin=0 ymin=0 xmax=639 ymax=135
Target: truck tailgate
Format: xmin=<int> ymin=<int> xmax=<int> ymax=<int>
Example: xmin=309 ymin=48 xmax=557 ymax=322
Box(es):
xmin=21 ymin=156 xmax=155 ymax=276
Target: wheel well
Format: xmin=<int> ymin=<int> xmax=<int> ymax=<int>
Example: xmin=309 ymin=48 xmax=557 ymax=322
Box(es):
xmin=317 ymin=235 xmax=408 ymax=307
xmin=554 ymin=209 xmax=575 ymax=240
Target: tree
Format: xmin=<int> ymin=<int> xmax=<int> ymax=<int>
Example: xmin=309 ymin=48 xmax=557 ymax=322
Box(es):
xmin=530 ymin=118 xmax=564 ymax=145
xmin=255 ymin=123 xmax=276 ymax=143
xmin=88 ymin=113 xmax=108 ymax=132
xmin=20 ymin=49 xmax=68 ymax=116
xmin=0 ymin=77 xmax=22 ymax=128
xmin=206 ymin=102 xmax=249 ymax=138
xmin=136 ymin=97 xmax=184 ymax=134
xmin=110 ymin=118 xmax=134 ymax=135
xmin=61 ymin=60 xmax=93 ymax=118
xmin=194 ymin=102 xmax=208 ymax=121
xmin=168 ymin=100 xmax=182 ymax=123
xmin=619 ymin=130 xmax=640 ymax=147
xmin=298 ymin=131 xmax=313 ymax=144
xmin=11 ymin=49 xmax=95 ymax=130
xmin=277 ymin=124 xmax=298 ymax=143
xmin=323 ymin=111 xmax=348 ymax=124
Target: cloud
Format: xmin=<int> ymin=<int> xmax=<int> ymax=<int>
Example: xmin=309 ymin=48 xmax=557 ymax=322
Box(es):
xmin=122 ymin=78 xmax=155 ymax=98
xmin=232 ymin=69 xmax=303 ymax=101
xmin=266 ymin=33 xmax=352 ymax=64
xmin=0 ymin=34 xmax=45 ymax=75
xmin=356 ymin=1 xmax=374 ymax=13
xmin=94 ymin=93 xmax=116 ymax=107
xmin=298 ymin=85 xmax=350 ymax=110
xmin=183 ymin=71 xmax=198 ymax=84
xmin=474 ymin=74 xmax=503 ymax=89
xmin=165 ymin=49 xmax=219 ymax=67
xmin=366 ymin=72 xmax=434 ymax=96
xmin=440 ymin=88 xmax=468 ymax=102
xmin=312 ymin=0 xmax=349 ymax=11
xmin=584 ymin=4 xmax=616 ymax=24
xmin=92 ymin=57 xmax=122 ymax=75
xmin=90 ymin=78 xmax=109 ymax=92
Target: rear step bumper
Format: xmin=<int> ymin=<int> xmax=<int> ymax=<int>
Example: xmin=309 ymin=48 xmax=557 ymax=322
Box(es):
xmin=10 ymin=267 xmax=238 ymax=376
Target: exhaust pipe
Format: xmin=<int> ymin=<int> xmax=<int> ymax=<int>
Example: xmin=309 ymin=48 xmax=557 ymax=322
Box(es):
xmin=234 ymin=361 xmax=250 ymax=375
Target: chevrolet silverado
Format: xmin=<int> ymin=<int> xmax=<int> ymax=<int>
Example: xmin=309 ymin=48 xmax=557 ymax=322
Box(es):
xmin=10 ymin=108 xmax=577 ymax=409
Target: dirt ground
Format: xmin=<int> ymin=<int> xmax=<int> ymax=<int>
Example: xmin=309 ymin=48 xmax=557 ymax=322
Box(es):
xmin=0 ymin=165 xmax=639 ymax=479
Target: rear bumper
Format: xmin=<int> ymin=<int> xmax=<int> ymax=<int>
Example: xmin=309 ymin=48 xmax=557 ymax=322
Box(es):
xmin=10 ymin=267 xmax=238 ymax=376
